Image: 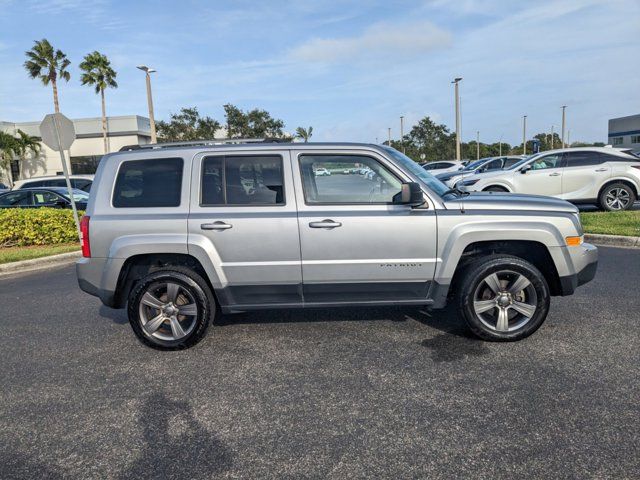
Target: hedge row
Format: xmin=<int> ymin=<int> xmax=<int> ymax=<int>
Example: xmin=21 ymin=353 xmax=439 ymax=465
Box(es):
xmin=0 ymin=208 xmax=81 ymax=247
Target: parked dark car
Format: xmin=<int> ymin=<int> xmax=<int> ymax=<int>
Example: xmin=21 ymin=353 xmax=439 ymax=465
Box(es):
xmin=0 ymin=187 xmax=89 ymax=210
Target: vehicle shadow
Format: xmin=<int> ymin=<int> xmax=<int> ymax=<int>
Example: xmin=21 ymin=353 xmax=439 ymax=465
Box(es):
xmin=119 ymin=392 xmax=232 ymax=479
xmin=0 ymin=450 xmax=64 ymax=479
xmin=410 ymin=306 xmax=491 ymax=362
xmin=98 ymin=305 xmax=128 ymax=325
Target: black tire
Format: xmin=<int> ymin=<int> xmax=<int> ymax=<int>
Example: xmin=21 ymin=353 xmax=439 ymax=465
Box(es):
xmin=127 ymin=266 xmax=215 ymax=350
xmin=598 ymin=182 xmax=636 ymax=211
xmin=484 ymin=185 xmax=508 ymax=193
xmin=457 ymin=255 xmax=550 ymax=341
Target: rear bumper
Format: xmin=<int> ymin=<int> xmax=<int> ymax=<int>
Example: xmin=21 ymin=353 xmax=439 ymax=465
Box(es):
xmin=76 ymin=257 xmax=119 ymax=307
xmin=558 ymin=242 xmax=598 ymax=295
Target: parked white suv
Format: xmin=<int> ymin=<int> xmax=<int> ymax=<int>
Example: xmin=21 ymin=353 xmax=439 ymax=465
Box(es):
xmin=457 ymin=148 xmax=640 ymax=211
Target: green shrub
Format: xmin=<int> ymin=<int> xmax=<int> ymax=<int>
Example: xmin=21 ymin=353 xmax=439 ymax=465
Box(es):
xmin=0 ymin=208 xmax=82 ymax=247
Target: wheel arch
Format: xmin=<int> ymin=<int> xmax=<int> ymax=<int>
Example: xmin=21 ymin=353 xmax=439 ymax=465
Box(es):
xmin=598 ymin=177 xmax=639 ymax=198
xmin=112 ymin=253 xmax=220 ymax=309
xmin=449 ymin=240 xmax=563 ymax=297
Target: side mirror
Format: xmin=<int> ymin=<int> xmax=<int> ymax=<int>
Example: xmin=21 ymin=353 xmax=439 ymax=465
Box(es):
xmin=394 ymin=182 xmax=424 ymax=206
xmin=520 ymin=164 xmax=532 ymax=174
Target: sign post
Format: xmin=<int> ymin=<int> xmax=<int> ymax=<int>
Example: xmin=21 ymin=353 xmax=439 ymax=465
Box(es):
xmin=39 ymin=113 xmax=81 ymax=239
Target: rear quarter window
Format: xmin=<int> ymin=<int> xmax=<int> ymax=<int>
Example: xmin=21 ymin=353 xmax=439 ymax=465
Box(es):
xmin=113 ymin=158 xmax=183 ymax=208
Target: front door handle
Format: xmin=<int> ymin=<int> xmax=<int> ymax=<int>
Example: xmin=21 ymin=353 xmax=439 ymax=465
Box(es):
xmin=595 ymin=168 xmax=608 ymax=172
xmin=201 ymin=221 xmax=232 ymax=230
xmin=549 ymin=172 xmax=561 ymax=177
xmin=309 ymin=219 xmax=342 ymax=229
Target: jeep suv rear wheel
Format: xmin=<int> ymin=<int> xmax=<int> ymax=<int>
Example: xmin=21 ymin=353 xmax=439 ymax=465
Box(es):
xmin=457 ymin=255 xmax=550 ymax=341
xmin=127 ymin=267 xmax=215 ymax=350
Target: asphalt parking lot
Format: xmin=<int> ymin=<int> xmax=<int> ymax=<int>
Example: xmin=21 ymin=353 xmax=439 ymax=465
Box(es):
xmin=0 ymin=246 xmax=638 ymax=479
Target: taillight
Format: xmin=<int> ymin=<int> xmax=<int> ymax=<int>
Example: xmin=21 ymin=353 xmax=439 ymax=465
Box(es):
xmin=80 ymin=215 xmax=91 ymax=258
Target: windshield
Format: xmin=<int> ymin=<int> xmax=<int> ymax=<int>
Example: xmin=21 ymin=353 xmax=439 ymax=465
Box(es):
xmin=507 ymin=158 xmax=531 ymax=170
xmin=462 ymin=158 xmax=489 ymax=171
xmin=381 ymin=146 xmax=450 ymax=197
xmin=61 ymin=189 xmax=90 ymax=203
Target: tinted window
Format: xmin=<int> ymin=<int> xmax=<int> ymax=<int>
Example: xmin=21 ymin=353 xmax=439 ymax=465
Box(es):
xmin=300 ymin=155 xmax=402 ymax=204
xmin=71 ymin=179 xmax=92 ymax=191
xmin=45 ymin=179 xmax=67 ymax=187
xmin=480 ymin=159 xmax=504 ymax=172
xmin=21 ymin=180 xmax=44 ymax=188
xmin=565 ymin=151 xmax=604 ymax=167
xmin=201 ymin=155 xmax=284 ymax=206
xmin=0 ymin=191 xmax=31 ymax=206
xmin=503 ymin=158 xmax=521 ymax=168
xmin=113 ymin=158 xmax=183 ymax=208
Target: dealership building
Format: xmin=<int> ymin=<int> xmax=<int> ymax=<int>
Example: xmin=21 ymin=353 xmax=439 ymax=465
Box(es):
xmin=1 ymin=115 xmax=152 ymax=185
xmin=608 ymin=114 xmax=640 ymax=150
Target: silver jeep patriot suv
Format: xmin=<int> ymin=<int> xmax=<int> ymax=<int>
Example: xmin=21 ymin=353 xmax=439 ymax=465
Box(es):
xmin=76 ymin=142 xmax=598 ymax=349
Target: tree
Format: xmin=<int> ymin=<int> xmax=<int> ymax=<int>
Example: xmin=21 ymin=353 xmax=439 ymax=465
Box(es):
xmin=156 ymin=107 xmax=221 ymax=142
xmin=24 ymin=39 xmax=71 ymax=113
xmin=400 ymin=116 xmax=456 ymax=162
xmin=223 ymin=104 xmax=286 ymax=138
xmin=0 ymin=132 xmax=18 ymax=186
xmin=79 ymin=51 xmax=118 ymax=153
xmin=13 ymin=130 xmax=41 ymax=180
xmin=295 ymin=126 xmax=313 ymax=142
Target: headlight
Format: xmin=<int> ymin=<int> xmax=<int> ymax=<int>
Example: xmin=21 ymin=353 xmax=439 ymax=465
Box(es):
xmin=459 ymin=179 xmax=479 ymax=186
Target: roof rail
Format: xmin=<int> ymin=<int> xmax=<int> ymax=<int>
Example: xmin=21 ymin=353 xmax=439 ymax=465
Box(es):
xmin=118 ymin=138 xmax=291 ymax=152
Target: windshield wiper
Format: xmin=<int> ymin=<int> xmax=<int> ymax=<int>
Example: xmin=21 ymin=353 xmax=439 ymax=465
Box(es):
xmin=442 ymin=187 xmax=470 ymax=197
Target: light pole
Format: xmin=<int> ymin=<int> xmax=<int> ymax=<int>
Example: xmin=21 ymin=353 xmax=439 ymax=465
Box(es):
xmin=137 ymin=65 xmax=157 ymax=143
xmin=551 ymin=125 xmax=554 ymax=149
xmin=400 ymin=116 xmax=405 ymax=153
xmin=388 ymin=127 xmax=391 ymax=146
xmin=499 ymin=135 xmax=503 ymax=156
xmin=522 ymin=115 xmax=527 ymax=155
xmin=452 ymin=77 xmax=462 ymax=161
xmin=561 ymin=105 xmax=567 ymax=148
xmin=476 ymin=130 xmax=480 ymax=160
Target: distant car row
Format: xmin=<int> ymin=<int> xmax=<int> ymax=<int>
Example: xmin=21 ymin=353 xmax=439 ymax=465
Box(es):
xmin=449 ymin=148 xmax=639 ymax=211
xmin=0 ymin=187 xmax=89 ymax=210
xmin=0 ymin=174 xmax=94 ymax=193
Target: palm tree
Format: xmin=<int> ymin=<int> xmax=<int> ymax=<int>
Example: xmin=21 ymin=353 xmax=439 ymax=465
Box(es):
xmin=295 ymin=126 xmax=313 ymax=142
xmin=24 ymin=39 xmax=71 ymax=113
xmin=0 ymin=132 xmax=18 ymax=186
xmin=13 ymin=130 xmax=41 ymax=180
xmin=79 ymin=51 xmax=118 ymax=153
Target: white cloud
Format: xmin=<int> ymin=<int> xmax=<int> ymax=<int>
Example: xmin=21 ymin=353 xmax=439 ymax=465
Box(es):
xmin=289 ymin=20 xmax=452 ymax=63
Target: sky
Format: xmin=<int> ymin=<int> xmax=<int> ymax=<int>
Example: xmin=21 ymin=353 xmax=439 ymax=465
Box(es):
xmin=1 ymin=0 xmax=638 ymax=145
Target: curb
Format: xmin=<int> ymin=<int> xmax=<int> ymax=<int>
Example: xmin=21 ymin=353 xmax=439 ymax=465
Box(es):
xmin=0 ymin=250 xmax=81 ymax=277
xmin=584 ymin=233 xmax=640 ymax=249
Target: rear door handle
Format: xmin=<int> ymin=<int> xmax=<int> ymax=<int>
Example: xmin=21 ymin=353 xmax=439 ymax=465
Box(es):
xmin=549 ymin=172 xmax=561 ymax=177
xmin=309 ymin=219 xmax=342 ymax=229
xmin=201 ymin=221 xmax=232 ymax=230
xmin=595 ymin=168 xmax=608 ymax=172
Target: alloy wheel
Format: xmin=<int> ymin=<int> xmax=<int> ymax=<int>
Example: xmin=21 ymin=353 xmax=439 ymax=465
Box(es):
xmin=605 ymin=187 xmax=631 ymax=210
xmin=473 ymin=270 xmax=538 ymax=332
xmin=138 ymin=282 xmax=198 ymax=341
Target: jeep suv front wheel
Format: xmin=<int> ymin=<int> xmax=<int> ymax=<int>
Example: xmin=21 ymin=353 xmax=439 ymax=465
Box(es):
xmin=457 ymin=255 xmax=550 ymax=341
xmin=127 ymin=267 xmax=215 ymax=350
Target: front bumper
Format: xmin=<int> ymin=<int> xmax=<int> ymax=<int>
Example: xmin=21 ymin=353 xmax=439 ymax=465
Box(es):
xmin=558 ymin=242 xmax=598 ymax=295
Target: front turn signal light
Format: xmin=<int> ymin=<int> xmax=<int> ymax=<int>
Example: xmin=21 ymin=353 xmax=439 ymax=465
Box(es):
xmin=566 ymin=235 xmax=583 ymax=246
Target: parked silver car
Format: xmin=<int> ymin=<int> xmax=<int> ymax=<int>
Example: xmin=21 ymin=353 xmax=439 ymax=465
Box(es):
xmin=457 ymin=148 xmax=640 ymax=211
xmin=76 ymin=142 xmax=597 ymax=349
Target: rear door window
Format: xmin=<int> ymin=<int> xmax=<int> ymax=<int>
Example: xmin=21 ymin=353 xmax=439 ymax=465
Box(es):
xmin=201 ymin=155 xmax=285 ymax=206
xmin=113 ymin=158 xmax=183 ymax=208
xmin=564 ymin=152 xmax=604 ymax=167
